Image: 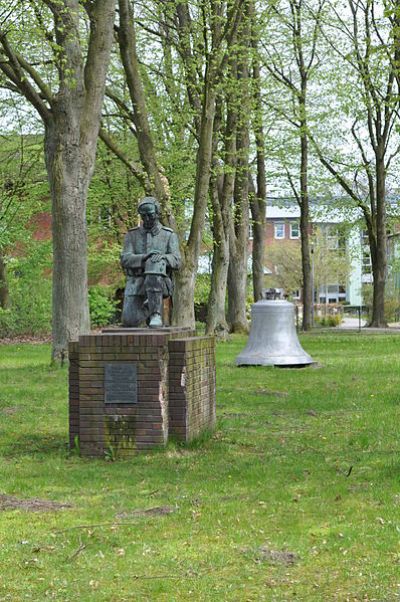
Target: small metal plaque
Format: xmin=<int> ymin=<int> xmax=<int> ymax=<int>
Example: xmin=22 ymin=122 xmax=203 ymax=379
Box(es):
xmin=105 ymin=363 xmax=137 ymax=404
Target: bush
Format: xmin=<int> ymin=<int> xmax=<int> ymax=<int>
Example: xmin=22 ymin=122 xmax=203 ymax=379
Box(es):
xmin=315 ymin=314 xmax=342 ymax=327
xmin=194 ymin=273 xmax=211 ymax=305
xmin=89 ymin=286 xmax=117 ymax=327
xmin=0 ymin=308 xmax=15 ymax=337
xmin=0 ymin=243 xmax=52 ymax=338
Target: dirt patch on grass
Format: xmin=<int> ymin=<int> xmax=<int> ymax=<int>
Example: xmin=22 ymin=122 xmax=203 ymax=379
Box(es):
xmin=243 ymin=545 xmax=299 ymax=565
xmin=0 ymin=494 xmax=72 ymax=512
xmin=116 ymin=506 xmax=175 ymax=519
xmin=1 ymin=407 xmax=19 ymax=415
xmin=256 ymin=388 xmax=289 ymax=398
xmin=0 ymin=335 xmax=52 ymax=345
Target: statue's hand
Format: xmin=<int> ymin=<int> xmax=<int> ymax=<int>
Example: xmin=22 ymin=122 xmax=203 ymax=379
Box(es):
xmin=150 ymin=252 xmax=164 ymax=263
xmin=144 ymin=250 xmax=164 ymax=263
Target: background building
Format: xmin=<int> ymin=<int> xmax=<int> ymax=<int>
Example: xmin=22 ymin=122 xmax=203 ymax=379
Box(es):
xmin=261 ymin=198 xmax=366 ymax=305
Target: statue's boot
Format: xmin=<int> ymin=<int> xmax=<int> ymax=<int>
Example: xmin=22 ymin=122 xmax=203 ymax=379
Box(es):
xmin=149 ymin=313 xmax=163 ymax=328
xmin=147 ymin=291 xmax=163 ymax=328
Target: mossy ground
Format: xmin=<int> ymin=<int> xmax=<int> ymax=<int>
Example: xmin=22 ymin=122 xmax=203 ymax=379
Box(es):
xmin=1 ymin=334 xmax=400 ymax=601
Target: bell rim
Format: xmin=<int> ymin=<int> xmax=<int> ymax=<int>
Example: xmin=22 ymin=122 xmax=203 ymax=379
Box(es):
xmin=236 ymin=357 xmax=314 ymax=366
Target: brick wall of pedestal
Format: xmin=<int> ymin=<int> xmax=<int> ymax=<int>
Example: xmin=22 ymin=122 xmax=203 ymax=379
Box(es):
xmin=73 ymin=333 xmax=171 ymax=457
xmin=68 ymin=328 xmax=216 ymax=458
xmin=168 ymin=336 xmax=216 ymax=442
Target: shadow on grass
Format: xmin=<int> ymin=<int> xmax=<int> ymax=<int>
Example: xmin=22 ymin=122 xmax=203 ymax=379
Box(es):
xmin=0 ymin=432 xmax=68 ymax=459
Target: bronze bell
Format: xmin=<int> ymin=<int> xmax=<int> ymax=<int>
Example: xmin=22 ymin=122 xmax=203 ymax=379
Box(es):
xmin=236 ymin=300 xmax=314 ymax=367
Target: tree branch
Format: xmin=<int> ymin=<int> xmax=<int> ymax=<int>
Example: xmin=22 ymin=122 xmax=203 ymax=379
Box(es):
xmin=99 ymin=127 xmax=150 ymax=190
xmin=0 ymin=37 xmax=52 ymax=123
xmin=82 ymin=0 xmax=117 ymax=138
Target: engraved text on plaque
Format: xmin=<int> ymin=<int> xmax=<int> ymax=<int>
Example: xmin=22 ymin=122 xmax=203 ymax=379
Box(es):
xmin=105 ymin=363 xmax=138 ymax=404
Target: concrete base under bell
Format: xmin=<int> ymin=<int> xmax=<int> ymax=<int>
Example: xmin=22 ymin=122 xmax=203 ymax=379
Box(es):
xmin=236 ymin=300 xmax=314 ymax=367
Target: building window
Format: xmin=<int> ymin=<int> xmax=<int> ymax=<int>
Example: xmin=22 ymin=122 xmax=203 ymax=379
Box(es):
xmin=327 ymin=285 xmax=338 ymax=294
xmin=362 ymin=251 xmax=372 ymax=274
xmin=274 ymin=223 xmax=285 ymax=239
xmin=290 ymin=222 xmax=299 ymax=239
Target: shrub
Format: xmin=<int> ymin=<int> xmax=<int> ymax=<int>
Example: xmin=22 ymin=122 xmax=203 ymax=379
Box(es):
xmin=0 ymin=242 xmax=52 ymax=338
xmin=315 ymin=314 xmax=342 ymax=327
xmin=384 ymin=296 xmax=400 ymax=323
xmin=89 ymin=286 xmax=117 ymax=327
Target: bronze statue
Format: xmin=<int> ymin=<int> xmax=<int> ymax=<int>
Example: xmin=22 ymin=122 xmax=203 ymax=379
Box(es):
xmin=120 ymin=197 xmax=181 ymax=328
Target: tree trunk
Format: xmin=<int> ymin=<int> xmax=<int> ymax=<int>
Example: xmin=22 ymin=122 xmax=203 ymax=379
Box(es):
xmin=172 ymin=85 xmax=218 ymax=327
xmin=206 ymin=175 xmax=229 ymax=336
xmin=300 ymin=203 xmax=313 ymax=330
xmin=227 ymin=133 xmax=250 ymax=333
xmin=172 ymin=258 xmax=196 ymax=327
xmin=227 ymin=12 xmax=250 ymax=333
xmin=249 ymin=177 xmax=265 ymax=302
xmin=45 ymin=122 xmax=91 ymax=363
xmin=368 ymin=151 xmax=387 ymax=327
xmin=250 ymin=0 xmax=266 ymax=302
xmin=206 ymin=245 xmax=229 ymax=335
xmin=206 ymin=93 xmax=233 ymax=337
xmin=227 ymin=251 xmax=249 ymax=333
xmin=370 ymin=258 xmax=386 ymax=327
xmin=299 ymin=93 xmax=313 ymax=330
xmin=0 ymin=252 xmax=9 ymax=309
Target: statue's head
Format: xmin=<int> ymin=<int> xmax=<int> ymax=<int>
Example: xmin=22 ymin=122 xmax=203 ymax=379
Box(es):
xmin=138 ymin=196 xmax=160 ymax=231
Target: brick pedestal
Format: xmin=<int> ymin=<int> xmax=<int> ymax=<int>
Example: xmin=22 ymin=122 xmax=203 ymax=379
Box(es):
xmin=68 ymin=328 xmax=216 ymax=457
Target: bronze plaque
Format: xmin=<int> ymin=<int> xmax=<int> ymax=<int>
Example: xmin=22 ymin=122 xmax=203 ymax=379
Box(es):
xmin=105 ymin=363 xmax=138 ymax=404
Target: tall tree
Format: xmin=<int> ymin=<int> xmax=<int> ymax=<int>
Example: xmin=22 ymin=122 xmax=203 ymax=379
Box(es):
xmin=262 ymin=0 xmax=325 ymax=330
xmin=206 ymin=0 xmax=266 ymax=333
xmin=100 ymin=0 xmax=244 ymax=328
xmin=205 ymin=95 xmax=232 ymax=336
xmin=249 ymin=0 xmax=267 ymax=302
xmin=227 ymin=1 xmax=252 ymax=333
xmin=0 ymin=0 xmax=116 ymax=361
xmin=310 ymin=0 xmax=400 ymax=327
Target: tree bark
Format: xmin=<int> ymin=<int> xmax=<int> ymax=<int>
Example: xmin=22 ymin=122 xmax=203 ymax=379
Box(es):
xmin=227 ymin=253 xmax=249 ymax=333
xmin=300 ymin=126 xmax=313 ymax=331
xmin=172 ymin=85 xmax=218 ymax=327
xmin=249 ymin=176 xmax=265 ymax=303
xmin=227 ymin=13 xmax=250 ymax=333
xmin=44 ymin=122 xmax=91 ymax=360
xmin=227 ymin=126 xmax=250 ymax=334
xmin=206 ymin=171 xmax=230 ymax=336
xmin=0 ymin=252 xmax=9 ymax=309
xmin=249 ymin=0 xmax=266 ymax=302
xmin=368 ymin=149 xmax=387 ymax=327
xmin=206 ymin=92 xmax=235 ymax=336
xmin=172 ymin=260 xmax=197 ymax=327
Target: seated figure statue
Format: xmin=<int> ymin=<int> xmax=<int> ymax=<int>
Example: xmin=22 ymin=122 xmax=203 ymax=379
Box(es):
xmin=120 ymin=196 xmax=181 ymax=328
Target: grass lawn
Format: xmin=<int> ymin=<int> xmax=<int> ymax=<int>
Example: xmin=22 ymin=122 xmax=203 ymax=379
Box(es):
xmin=1 ymin=333 xmax=400 ymax=601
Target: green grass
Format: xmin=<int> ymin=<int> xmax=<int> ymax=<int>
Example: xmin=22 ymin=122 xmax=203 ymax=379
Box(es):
xmin=1 ymin=334 xmax=400 ymax=600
